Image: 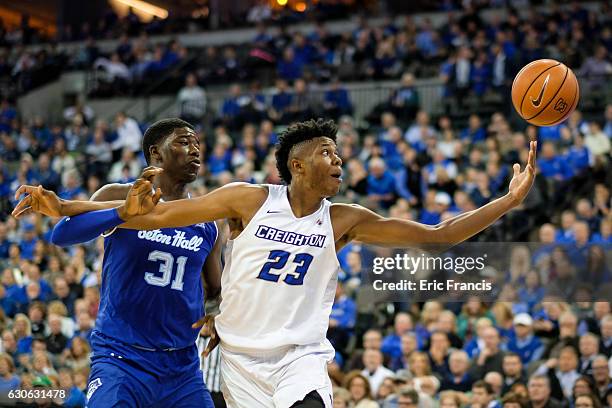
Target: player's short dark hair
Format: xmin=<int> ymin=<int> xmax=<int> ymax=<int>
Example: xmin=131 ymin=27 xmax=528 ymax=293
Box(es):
xmin=275 ymin=118 xmax=338 ymax=184
xmin=142 ymin=118 xmax=194 ymax=164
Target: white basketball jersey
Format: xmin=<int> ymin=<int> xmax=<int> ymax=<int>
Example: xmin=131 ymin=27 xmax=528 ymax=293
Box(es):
xmin=216 ymin=184 xmax=340 ymax=351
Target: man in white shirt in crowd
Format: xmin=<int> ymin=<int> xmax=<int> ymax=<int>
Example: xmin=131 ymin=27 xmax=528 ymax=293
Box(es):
xmin=112 ymin=111 xmax=143 ymax=161
xmin=361 ymin=348 xmax=394 ymax=397
xmin=177 ymin=73 xmax=207 ymax=125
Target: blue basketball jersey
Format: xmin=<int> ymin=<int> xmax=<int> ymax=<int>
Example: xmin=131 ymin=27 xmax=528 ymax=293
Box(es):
xmin=95 ymin=222 xmax=217 ymax=350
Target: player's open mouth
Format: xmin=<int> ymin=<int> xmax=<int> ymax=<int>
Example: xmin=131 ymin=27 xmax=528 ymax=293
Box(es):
xmin=330 ymin=172 xmax=342 ymax=183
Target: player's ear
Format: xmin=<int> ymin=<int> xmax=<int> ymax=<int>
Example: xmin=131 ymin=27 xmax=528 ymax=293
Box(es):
xmin=149 ymin=145 xmax=162 ymax=164
xmin=289 ymin=157 xmax=305 ymax=177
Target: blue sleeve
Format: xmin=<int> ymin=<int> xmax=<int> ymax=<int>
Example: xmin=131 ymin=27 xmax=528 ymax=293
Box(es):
xmin=50 ymin=208 xmax=125 ymax=247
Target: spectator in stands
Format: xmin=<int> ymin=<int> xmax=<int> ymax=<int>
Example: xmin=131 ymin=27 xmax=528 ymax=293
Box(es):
xmin=0 ymin=352 xmax=19 ymax=393
xmin=366 ymin=157 xmax=397 ymax=208
xmin=507 ymin=313 xmax=545 ymax=366
xmin=599 ymin=315 xmax=612 ymax=358
xmin=85 ymin=127 xmax=112 ymax=178
xmin=58 ymin=367 xmax=86 ymax=408
xmin=590 ymin=355 xmax=610 ymax=404
xmin=287 ymin=78 xmax=315 ymax=123
xmin=584 ymin=122 xmax=611 ymax=157
xmin=51 ymin=138 xmax=76 ymax=183
xmin=177 ymin=73 xmax=207 ymax=125
xmin=470 ymin=326 xmax=505 ymax=379
xmin=94 ymin=53 xmax=130 ymax=94
xmin=579 ymin=394 xmax=604 ymax=408
xmin=528 ymin=375 xmax=564 ymax=408
xmin=324 ymin=77 xmax=353 ymax=119
xmin=441 ymin=350 xmax=473 ymax=392
xmin=344 ymin=371 xmax=379 ymax=408
xmin=579 ymin=45 xmax=612 ymax=91
xmin=45 ymin=313 xmax=68 ymax=355
xmin=535 ymin=345 xmax=581 ymax=401
xmin=578 ymin=333 xmax=600 ymax=376
xmin=361 ymin=348 xmax=394 ymax=397
xmin=277 ymin=47 xmax=303 ymax=82
xmin=108 ymin=148 xmax=141 ymax=183
xmin=388 ymin=72 xmax=419 ymax=122
xmin=470 ymin=380 xmax=500 ymax=408
xmin=404 ymin=110 xmax=436 ymax=149
xmin=461 ymin=114 xmax=486 ymax=144
xmin=112 ymin=112 xmax=143 ymax=157
xmin=390 ymin=332 xmax=418 ymax=371
xmin=502 ymin=352 xmax=527 ymax=395
xmin=346 ymin=329 xmax=384 ymax=372
xmin=63 ymin=336 xmax=90 ymax=371
xmin=221 ymin=84 xmax=244 ymax=126
xmin=428 ymin=331 xmax=451 ymax=378
xmin=329 ymin=282 xmax=356 ymax=353
xmin=382 ymin=312 xmax=413 ymax=360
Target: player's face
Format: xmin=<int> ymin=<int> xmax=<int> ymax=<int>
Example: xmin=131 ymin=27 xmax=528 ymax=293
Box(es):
xmin=306 ymin=137 xmax=343 ymax=197
xmin=158 ymin=127 xmax=201 ymax=182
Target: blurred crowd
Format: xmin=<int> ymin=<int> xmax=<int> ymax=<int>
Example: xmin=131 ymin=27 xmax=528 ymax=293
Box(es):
xmin=2 ymin=1 xmax=611 ymax=100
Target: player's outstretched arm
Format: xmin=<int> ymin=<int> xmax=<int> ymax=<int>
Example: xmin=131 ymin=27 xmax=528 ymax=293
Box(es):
xmin=339 ymin=141 xmax=537 ymax=248
xmin=118 ymin=182 xmax=265 ymax=230
xmin=49 ymin=168 xmax=162 ymax=246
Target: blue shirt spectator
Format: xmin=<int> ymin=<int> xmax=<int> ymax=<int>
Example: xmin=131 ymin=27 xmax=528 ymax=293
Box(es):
xmin=538 ymin=143 xmax=574 ymax=181
xmin=277 ymin=48 xmax=303 ymax=81
xmin=506 ymin=314 xmax=545 ymax=365
xmin=539 ymin=124 xmax=562 ymax=142
xmin=460 ymin=115 xmax=486 ymax=143
xmin=367 ymin=158 xmax=396 ymax=209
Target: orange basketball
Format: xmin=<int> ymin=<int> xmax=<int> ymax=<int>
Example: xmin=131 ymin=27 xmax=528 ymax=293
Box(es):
xmin=511 ymin=59 xmax=579 ymax=127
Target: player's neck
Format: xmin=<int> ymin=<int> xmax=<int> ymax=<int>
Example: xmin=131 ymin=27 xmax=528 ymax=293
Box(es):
xmin=286 ymin=184 xmax=323 ymax=218
xmin=157 ymin=175 xmax=188 ymax=201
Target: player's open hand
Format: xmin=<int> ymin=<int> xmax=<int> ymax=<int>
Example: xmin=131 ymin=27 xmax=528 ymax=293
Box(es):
xmin=192 ymin=314 xmax=219 ymax=358
xmin=12 ymin=185 xmax=62 ymax=219
xmin=119 ymin=167 xmax=163 ymax=219
xmin=507 ymin=140 xmax=537 ymax=206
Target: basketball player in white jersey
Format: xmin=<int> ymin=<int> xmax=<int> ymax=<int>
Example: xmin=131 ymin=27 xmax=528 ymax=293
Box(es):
xmin=13 ymin=119 xmax=537 ymax=408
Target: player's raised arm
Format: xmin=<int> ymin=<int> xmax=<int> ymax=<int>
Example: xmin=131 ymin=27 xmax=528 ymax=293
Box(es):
xmin=339 ymin=141 xmax=537 ymax=248
xmin=118 ymin=182 xmax=265 ymax=230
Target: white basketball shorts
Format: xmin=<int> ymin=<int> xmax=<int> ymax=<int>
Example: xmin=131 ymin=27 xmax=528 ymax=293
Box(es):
xmin=219 ymin=340 xmax=335 ymax=408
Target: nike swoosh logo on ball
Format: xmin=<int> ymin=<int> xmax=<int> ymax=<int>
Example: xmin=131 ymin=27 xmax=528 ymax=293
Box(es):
xmin=531 ymin=74 xmax=550 ymax=107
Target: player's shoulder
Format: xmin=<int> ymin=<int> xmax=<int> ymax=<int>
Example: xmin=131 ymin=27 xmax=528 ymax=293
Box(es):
xmin=90 ymin=183 xmax=132 ymax=202
xmin=217 ymin=182 xmax=269 ymax=204
xmin=330 ymin=202 xmax=370 ymax=217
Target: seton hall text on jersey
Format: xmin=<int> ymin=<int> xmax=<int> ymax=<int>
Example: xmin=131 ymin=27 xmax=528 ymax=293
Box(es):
xmin=136 ymin=229 xmax=203 ymax=252
xmin=255 ymin=225 xmax=326 ymax=248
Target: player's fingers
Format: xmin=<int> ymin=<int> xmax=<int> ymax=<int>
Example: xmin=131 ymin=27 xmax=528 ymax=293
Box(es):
xmin=12 ymin=205 xmax=32 ymax=219
xmin=513 ymin=163 xmax=520 ymax=177
xmin=192 ymin=316 xmax=207 ymax=329
xmin=141 ymin=166 xmax=163 ymax=182
xmin=12 ymin=196 xmax=32 ymax=217
xmin=152 ymin=188 xmax=162 ymax=205
xmin=14 ymin=185 xmax=36 ymax=201
xmin=202 ymin=337 xmax=219 ymax=358
xmin=529 ymin=141 xmax=537 ymax=168
xmin=527 ymin=142 xmax=535 ymax=168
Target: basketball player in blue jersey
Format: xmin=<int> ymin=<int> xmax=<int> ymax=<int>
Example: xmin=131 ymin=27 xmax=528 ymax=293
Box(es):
xmin=14 ymin=119 xmax=220 ymax=407
xmin=14 ymin=119 xmax=537 ymax=408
